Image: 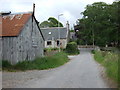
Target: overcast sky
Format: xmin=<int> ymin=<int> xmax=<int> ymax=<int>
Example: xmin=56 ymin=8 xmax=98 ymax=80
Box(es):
xmin=0 ymin=0 xmax=114 ymax=28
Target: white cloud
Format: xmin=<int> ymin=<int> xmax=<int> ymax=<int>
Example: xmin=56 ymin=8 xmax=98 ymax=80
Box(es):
xmin=0 ymin=0 xmax=114 ymax=28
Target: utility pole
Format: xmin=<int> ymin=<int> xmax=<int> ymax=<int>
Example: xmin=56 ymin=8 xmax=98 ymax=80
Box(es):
xmin=58 ymin=14 xmax=63 ymax=52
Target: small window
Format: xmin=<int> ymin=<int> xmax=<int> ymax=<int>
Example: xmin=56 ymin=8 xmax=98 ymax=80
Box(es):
xmin=47 ymin=41 xmax=52 ymax=45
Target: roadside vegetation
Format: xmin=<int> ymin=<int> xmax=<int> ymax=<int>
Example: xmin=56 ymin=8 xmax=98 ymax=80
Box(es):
xmin=2 ymin=52 xmax=69 ymax=71
xmin=44 ymin=47 xmax=59 ymax=52
xmin=65 ymin=42 xmax=79 ymax=55
xmin=92 ymin=49 xmax=119 ymax=86
xmin=76 ymin=1 xmax=120 ymax=47
xmin=0 ymin=61 xmax=1 ymax=67
xmin=2 ymin=42 xmax=80 ymax=71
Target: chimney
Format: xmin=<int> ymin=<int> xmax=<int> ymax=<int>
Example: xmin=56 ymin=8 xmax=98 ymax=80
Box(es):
xmin=66 ymin=21 xmax=69 ymax=30
xmin=33 ymin=3 xmax=35 ymax=16
xmin=66 ymin=21 xmax=70 ymax=42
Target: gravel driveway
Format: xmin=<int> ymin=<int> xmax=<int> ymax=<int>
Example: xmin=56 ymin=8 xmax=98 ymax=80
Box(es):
xmin=2 ymin=48 xmax=109 ymax=88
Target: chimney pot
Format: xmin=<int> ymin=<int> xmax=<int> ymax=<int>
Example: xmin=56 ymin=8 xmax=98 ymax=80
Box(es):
xmin=33 ymin=3 xmax=35 ymax=16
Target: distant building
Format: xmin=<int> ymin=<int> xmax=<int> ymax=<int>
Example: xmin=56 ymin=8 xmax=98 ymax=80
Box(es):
xmin=74 ymin=25 xmax=81 ymax=38
xmin=0 ymin=12 xmax=44 ymax=64
xmin=70 ymin=32 xmax=76 ymax=40
xmin=41 ymin=22 xmax=70 ymax=48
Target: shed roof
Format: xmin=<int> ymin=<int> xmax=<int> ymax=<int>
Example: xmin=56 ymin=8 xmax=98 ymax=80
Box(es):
xmin=0 ymin=13 xmax=32 ymax=37
xmin=41 ymin=27 xmax=67 ymax=40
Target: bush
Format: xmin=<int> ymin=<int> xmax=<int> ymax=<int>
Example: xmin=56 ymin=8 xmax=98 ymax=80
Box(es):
xmin=65 ymin=42 xmax=79 ymax=55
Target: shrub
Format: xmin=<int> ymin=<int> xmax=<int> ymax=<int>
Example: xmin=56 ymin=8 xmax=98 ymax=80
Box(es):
xmin=65 ymin=42 xmax=79 ymax=55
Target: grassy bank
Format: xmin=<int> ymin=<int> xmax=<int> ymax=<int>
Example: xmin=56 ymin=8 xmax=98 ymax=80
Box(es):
xmin=2 ymin=52 xmax=69 ymax=71
xmin=93 ymin=50 xmax=119 ymax=86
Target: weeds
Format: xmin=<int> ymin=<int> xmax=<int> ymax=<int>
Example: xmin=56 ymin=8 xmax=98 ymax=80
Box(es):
xmin=93 ymin=50 xmax=119 ymax=86
xmin=44 ymin=48 xmax=59 ymax=52
xmin=2 ymin=52 xmax=69 ymax=71
xmin=94 ymin=51 xmax=104 ymax=63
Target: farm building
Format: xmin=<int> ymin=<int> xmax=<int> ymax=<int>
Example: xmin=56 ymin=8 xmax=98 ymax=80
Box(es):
xmin=0 ymin=12 xmax=44 ymax=64
xmin=41 ymin=21 xmax=70 ymax=48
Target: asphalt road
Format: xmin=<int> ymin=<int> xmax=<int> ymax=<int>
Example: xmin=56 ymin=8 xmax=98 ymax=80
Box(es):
xmin=3 ymin=48 xmax=109 ymax=88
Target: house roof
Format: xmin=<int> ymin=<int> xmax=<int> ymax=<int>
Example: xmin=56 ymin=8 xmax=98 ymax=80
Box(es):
xmin=0 ymin=13 xmax=32 ymax=37
xmin=41 ymin=27 xmax=68 ymax=40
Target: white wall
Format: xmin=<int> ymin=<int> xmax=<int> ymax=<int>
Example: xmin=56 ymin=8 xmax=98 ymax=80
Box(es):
xmin=45 ymin=39 xmax=67 ymax=49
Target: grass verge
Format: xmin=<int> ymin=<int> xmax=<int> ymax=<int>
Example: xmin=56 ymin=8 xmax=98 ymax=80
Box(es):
xmin=93 ymin=50 xmax=119 ymax=86
xmin=0 ymin=60 xmax=2 ymax=71
xmin=2 ymin=52 xmax=69 ymax=71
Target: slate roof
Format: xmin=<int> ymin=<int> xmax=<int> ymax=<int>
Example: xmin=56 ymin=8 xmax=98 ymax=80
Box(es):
xmin=0 ymin=13 xmax=32 ymax=37
xmin=41 ymin=27 xmax=68 ymax=40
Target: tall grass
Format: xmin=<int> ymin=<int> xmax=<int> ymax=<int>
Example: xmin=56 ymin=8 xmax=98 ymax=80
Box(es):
xmin=44 ymin=48 xmax=59 ymax=52
xmin=2 ymin=52 xmax=69 ymax=71
xmin=0 ymin=60 xmax=2 ymax=70
xmin=118 ymin=53 xmax=120 ymax=87
xmin=94 ymin=51 xmax=104 ymax=63
xmin=94 ymin=50 xmax=119 ymax=86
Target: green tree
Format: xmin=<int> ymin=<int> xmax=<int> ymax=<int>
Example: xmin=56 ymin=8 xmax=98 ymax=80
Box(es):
xmin=40 ymin=21 xmax=50 ymax=28
xmin=40 ymin=17 xmax=63 ymax=28
xmin=76 ymin=1 xmax=120 ymax=47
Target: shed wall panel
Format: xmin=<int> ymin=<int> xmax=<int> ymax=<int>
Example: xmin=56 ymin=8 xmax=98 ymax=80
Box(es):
xmin=2 ymin=16 xmax=44 ymax=64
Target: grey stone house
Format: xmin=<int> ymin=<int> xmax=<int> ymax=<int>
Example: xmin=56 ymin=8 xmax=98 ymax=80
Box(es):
xmin=41 ymin=22 xmax=69 ymax=48
xmin=0 ymin=12 xmax=44 ymax=64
